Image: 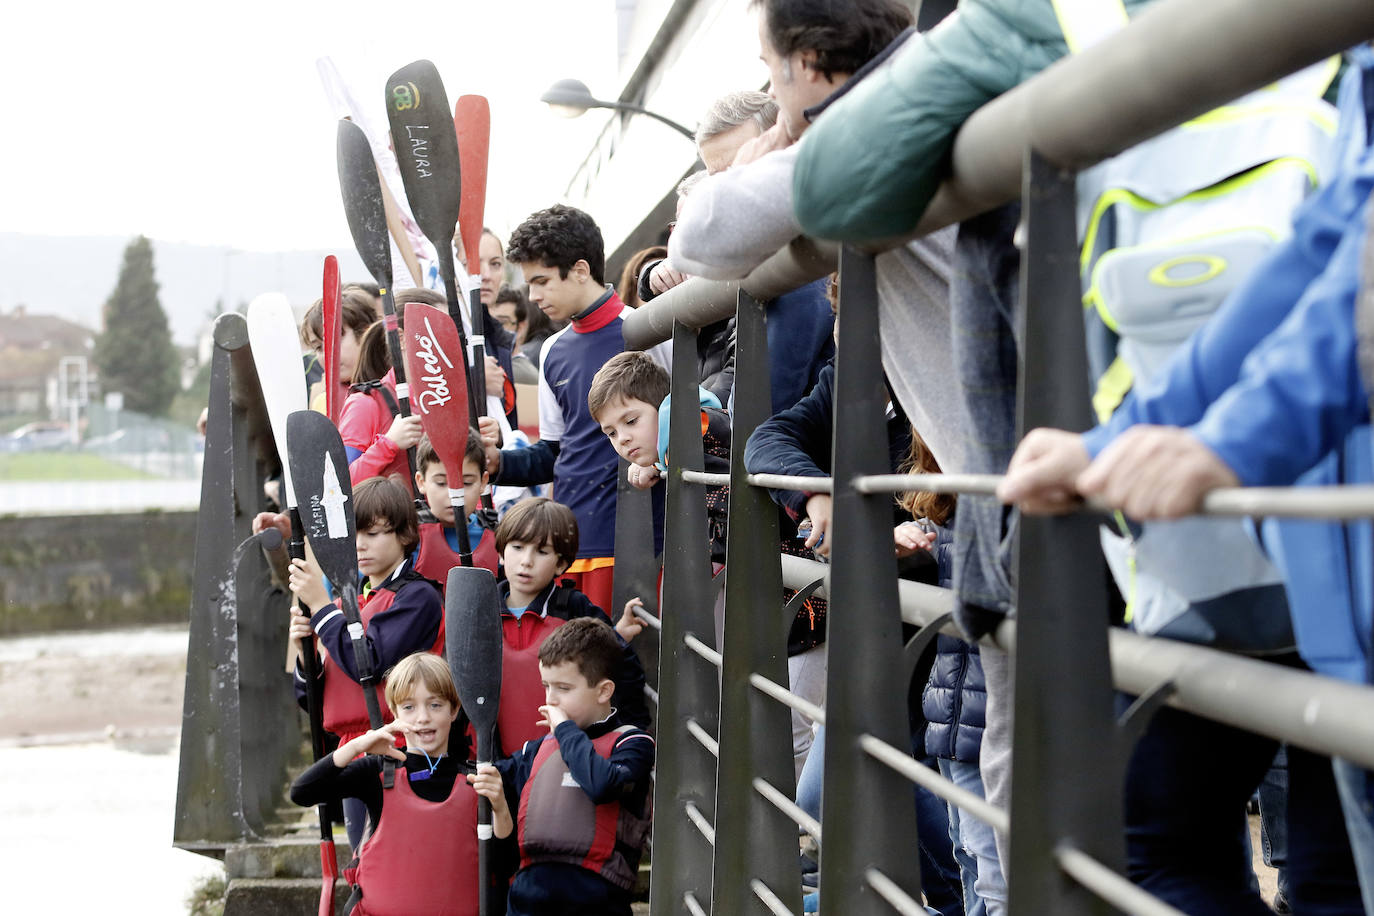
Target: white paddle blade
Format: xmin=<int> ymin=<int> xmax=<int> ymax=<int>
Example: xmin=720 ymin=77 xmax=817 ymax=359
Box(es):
xmin=246 ymin=292 xmax=308 ymax=509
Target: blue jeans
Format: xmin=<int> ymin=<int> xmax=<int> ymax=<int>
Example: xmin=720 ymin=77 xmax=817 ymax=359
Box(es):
xmin=343 ymin=795 xmax=367 ymax=852
xmin=797 ymin=725 xmax=965 ymax=915
xmin=1121 ymin=693 xmax=1362 ymax=915
xmin=1258 ymin=746 xmax=1291 ymax=901
xmin=938 ymin=758 xmax=1007 ymax=916
xmin=1333 ymin=758 xmax=1374 ymax=915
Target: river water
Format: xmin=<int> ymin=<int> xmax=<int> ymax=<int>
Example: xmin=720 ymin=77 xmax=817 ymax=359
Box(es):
xmin=0 ymin=626 xmax=220 ymax=914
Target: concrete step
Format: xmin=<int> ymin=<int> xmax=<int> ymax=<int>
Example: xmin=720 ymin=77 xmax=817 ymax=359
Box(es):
xmin=225 ymin=837 xmax=352 ymax=880
xmin=223 ymin=877 xmax=348 ymax=916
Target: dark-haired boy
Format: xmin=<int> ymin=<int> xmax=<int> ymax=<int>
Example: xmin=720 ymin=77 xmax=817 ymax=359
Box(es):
xmin=492 ymin=617 xmax=654 ymax=916
xmin=485 ymin=205 xmax=672 ymax=611
xmin=492 ymin=497 xmax=649 ymax=757
xmin=413 ymin=430 xmax=499 ymax=583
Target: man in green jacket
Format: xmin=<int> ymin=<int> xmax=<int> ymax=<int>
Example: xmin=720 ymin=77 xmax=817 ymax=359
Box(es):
xmin=792 ymin=0 xmax=1154 ymax=242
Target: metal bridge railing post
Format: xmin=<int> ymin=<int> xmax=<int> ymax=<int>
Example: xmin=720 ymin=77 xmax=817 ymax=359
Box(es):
xmin=1006 ymin=150 xmax=1123 ymax=914
xmin=713 ymin=290 xmax=805 ymax=915
xmin=819 ymin=247 xmax=923 ymax=913
xmin=650 ymin=321 xmax=723 ymax=915
xmin=175 ymin=313 xmax=297 ymax=851
xmin=614 ymin=457 xmax=661 ymax=697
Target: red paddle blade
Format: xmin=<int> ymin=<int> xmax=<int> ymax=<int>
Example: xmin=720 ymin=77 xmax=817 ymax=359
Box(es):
xmin=322 ymin=255 xmax=342 ymax=424
xmin=454 ymin=95 xmax=490 ymax=274
xmin=403 ymin=303 xmax=472 ymax=484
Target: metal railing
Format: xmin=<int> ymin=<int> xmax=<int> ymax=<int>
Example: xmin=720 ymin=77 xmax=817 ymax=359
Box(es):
xmin=174 ymin=313 xmax=306 ymax=854
xmin=621 ymin=3 xmax=1374 ymax=914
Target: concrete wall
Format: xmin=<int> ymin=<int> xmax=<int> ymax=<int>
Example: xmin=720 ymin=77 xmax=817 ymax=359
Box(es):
xmin=0 ymin=510 xmax=196 ymax=635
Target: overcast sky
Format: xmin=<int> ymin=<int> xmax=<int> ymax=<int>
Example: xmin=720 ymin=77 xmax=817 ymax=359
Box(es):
xmin=0 ymin=0 xmax=619 ymax=252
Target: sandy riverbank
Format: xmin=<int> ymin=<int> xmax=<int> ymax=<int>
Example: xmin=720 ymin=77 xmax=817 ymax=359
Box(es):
xmin=0 ymin=625 xmax=187 ymax=746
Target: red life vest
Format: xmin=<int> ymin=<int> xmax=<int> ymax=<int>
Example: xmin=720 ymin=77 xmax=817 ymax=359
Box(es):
xmin=321 ymin=576 xmax=445 ymax=745
xmin=516 ymin=726 xmax=653 ymax=891
xmin=350 ymin=766 xmax=480 ymax=916
xmin=415 ymin=522 xmax=499 ymax=585
xmin=498 ymin=611 xmax=567 ymax=757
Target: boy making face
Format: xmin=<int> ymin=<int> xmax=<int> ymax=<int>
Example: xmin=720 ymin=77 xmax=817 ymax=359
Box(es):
xmin=537 ymin=624 xmax=617 ymax=731
xmin=291 ymin=653 xmax=509 ymax=915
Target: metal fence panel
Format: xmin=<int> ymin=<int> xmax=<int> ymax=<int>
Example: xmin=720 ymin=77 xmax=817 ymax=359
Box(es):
xmin=712 ymin=292 xmax=803 ymax=916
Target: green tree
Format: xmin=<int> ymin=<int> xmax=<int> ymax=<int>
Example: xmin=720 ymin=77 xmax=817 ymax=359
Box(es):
xmin=93 ymin=236 xmax=179 ymax=416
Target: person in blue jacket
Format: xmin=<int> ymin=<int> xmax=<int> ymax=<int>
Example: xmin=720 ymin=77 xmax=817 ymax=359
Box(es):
xmin=999 ymin=44 xmax=1374 ymax=913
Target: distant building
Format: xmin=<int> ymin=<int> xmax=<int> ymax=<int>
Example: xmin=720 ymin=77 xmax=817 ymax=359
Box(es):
xmin=0 ymin=305 xmax=99 ymax=418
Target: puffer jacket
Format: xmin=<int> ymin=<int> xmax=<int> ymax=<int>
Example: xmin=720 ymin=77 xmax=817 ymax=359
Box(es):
xmin=793 ymin=0 xmax=1155 ymax=242
xmin=920 ymin=523 xmax=987 ymax=763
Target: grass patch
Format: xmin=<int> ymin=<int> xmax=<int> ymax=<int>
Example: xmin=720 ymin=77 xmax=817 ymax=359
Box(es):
xmin=186 ymin=871 xmax=226 ymax=916
xmin=0 ymin=452 xmax=158 ymax=480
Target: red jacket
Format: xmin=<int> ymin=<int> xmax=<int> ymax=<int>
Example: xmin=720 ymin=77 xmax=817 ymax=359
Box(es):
xmin=339 ymin=369 xmax=409 ymax=485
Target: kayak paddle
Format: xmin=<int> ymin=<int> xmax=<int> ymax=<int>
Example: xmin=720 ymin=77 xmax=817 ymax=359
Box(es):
xmin=446 ymin=565 xmax=504 ymax=916
xmin=402 ymin=302 xmax=475 ymax=565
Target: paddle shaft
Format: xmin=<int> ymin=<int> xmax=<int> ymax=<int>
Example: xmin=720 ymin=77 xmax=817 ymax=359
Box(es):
xmin=337 ymin=580 xmax=392 ymax=786
xmin=435 ymin=246 xmax=484 ymax=431
xmin=448 ymin=488 xmax=474 ymax=564
xmin=476 ymin=725 xmax=495 ymax=916
xmin=465 ymin=285 xmax=497 ymax=516
xmin=289 ymin=507 xmax=336 ymax=903
xmin=323 ymin=257 xmax=342 ymax=424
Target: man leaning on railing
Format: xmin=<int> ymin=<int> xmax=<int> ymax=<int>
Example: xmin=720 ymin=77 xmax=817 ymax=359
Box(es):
xmin=1000 ymin=42 xmax=1374 ymax=915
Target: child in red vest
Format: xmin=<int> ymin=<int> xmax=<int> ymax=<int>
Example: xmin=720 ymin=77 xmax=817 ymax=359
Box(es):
xmin=290 ymin=652 xmax=506 ymax=916
xmin=413 ymin=430 xmax=499 ymax=583
xmin=493 ymin=497 xmax=649 ymax=757
xmin=288 ymin=476 xmax=444 ymax=849
xmin=491 ymin=618 xmax=654 ymax=916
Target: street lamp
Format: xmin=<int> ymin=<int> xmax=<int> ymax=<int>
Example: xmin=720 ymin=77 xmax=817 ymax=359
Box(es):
xmin=540 ymin=78 xmax=696 ymax=141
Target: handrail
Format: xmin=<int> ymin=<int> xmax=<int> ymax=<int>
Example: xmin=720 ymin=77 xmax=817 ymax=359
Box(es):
xmin=858 ymin=735 xmax=1010 ymax=834
xmin=623 ymin=239 xmax=836 ymax=349
xmin=780 ymin=553 xmax=1374 ymax=770
xmin=748 ymin=672 xmax=827 ymax=725
xmin=622 ymin=0 xmax=1374 ymax=351
xmin=752 ymin=776 xmax=822 ymax=841
xmin=1055 ymin=846 xmax=1189 ymax=916
xmin=719 ymin=468 xmax=1374 ymax=521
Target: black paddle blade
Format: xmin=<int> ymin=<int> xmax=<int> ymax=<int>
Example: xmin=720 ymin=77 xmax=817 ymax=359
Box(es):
xmin=286 ymin=409 xmax=359 ymax=594
xmin=445 ymin=566 xmax=503 ymax=762
xmin=336 ymin=119 xmax=393 ymax=290
xmin=384 ymin=60 xmax=461 ymax=252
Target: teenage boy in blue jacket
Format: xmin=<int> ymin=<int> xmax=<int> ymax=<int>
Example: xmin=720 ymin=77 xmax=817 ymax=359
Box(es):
xmin=999 ymin=44 xmax=1374 ymax=913
xmin=483 ymin=205 xmax=672 ymax=613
